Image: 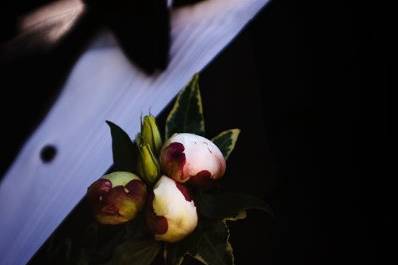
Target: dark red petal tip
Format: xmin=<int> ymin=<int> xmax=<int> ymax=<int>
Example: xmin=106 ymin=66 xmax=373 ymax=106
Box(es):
xmin=146 ymin=192 xmax=168 ymax=235
xmin=167 ymin=142 xmax=185 ymax=159
xmin=175 ymin=182 xmax=193 ymax=202
xmin=87 ymin=179 xmax=112 ymax=203
xmin=161 ymin=142 xmax=186 ymax=180
xmin=126 ymin=179 xmax=147 ymax=205
xmin=189 ymin=170 xmax=212 ymax=187
xmin=99 ymin=186 xmax=130 ymax=216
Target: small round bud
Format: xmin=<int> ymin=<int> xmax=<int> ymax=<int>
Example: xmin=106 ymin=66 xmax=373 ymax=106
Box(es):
xmin=87 ymin=171 xmax=147 ymax=225
xmin=146 ymin=176 xmax=198 ymax=242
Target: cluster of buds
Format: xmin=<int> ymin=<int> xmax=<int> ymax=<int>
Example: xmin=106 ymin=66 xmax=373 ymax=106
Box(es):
xmin=88 ymin=115 xmax=226 ymax=242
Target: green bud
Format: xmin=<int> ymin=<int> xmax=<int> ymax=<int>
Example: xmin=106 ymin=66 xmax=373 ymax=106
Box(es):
xmin=141 ymin=115 xmax=162 ymax=155
xmin=137 ymin=143 xmax=161 ymax=185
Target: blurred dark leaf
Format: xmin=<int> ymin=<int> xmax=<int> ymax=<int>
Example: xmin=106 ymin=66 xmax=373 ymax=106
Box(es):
xmin=108 ymin=239 xmax=161 ymax=265
xmin=197 ymin=192 xmax=273 ymax=220
xmin=165 ymin=226 xmax=202 ymax=265
xmin=106 ymin=121 xmax=136 ymax=172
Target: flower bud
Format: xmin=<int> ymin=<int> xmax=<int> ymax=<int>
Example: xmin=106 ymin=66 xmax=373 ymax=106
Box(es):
xmin=141 ymin=114 xmax=162 ymax=155
xmin=87 ymin=171 xmax=147 ymax=225
xmin=137 ymin=143 xmax=161 ymax=185
xmin=160 ymin=133 xmax=226 ymax=186
xmin=146 ymin=176 xmax=198 ymax=242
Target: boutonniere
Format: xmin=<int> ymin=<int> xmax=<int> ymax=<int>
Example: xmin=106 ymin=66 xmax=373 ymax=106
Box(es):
xmin=85 ymin=74 xmax=272 ymax=265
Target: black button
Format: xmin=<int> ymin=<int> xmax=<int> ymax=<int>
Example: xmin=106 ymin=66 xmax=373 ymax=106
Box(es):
xmin=40 ymin=145 xmax=57 ymax=163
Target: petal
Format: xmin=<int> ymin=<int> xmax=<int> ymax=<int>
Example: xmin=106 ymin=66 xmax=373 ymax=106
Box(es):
xmin=160 ymin=142 xmax=186 ymax=182
xmin=175 ymin=182 xmax=193 ymax=202
xmin=126 ymin=179 xmax=147 ymax=207
xmin=189 ymin=170 xmax=212 ymax=187
xmin=103 ymin=171 xmax=141 ymax=187
xmin=87 ymin=179 xmax=112 ymax=205
xmin=96 ymin=186 xmax=137 ymax=224
xmin=146 ymin=192 xmax=168 ymax=235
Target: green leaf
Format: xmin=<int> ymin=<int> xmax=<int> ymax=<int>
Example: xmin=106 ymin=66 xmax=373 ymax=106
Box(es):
xmin=92 ymin=226 xmax=127 ymax=264
xmin=197 ymin=192 xmax=273 ymax=220
xmin=76 ymin=249 xmax=90 ymax=265
xmin=165 ymin=243 xmax=183 ymax=265
xmin=106 ymin=121 xmax=136 ymax=172
xmin=81 ymin=222 xmax=98 ymax=252
xmin=165 ymin=74 xmax=205 ymax=139
xmin=223 ymin=211 xmax=247 ymax=222
xmin=165 ymin=244 xmax=187 ymax=265
xmin=164 ymin=227 xmax=202 ymax=265
xmin=44 ymin=236 xmax=73 ymax=265
xmin=165 ymin=220 xmax=238 ymax=265
xmin=193 ymin=221 xmax=233 ymax=265
xmin=212 ymin=129 xmax=240 ymax=160
xmin=109 ymin=240 xmax=161 ymax=265
xmin=164 ymin=192 xmax=269 ymax=265
xmin=125 ymin=213 xmax=147 ymax=240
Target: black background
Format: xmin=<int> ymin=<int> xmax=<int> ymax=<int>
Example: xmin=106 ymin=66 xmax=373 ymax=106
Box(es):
xmin=1 ymin=0 xmax=393 ymax=264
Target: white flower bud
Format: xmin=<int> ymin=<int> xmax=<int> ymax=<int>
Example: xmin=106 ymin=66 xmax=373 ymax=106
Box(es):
xmin=146 ymin=176 xmax=198 ymax=242
xmin=160 ymin=133 xmax=226 ymax=185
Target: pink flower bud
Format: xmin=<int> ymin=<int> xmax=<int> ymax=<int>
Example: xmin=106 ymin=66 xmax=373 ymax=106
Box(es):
xmin=146 ymin=176 xmax=198 ymax=242
xmin=160 ymin=133 xmax=226 ymax=185
xmin=87 ymin=172 xmax=147 ymax=225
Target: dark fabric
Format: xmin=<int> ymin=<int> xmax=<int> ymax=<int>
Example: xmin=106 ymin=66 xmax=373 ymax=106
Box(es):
xmin=249 ymin=1 xmax=392 ymax=264
xmin=1 ymin=0 xmax=393 ymax=264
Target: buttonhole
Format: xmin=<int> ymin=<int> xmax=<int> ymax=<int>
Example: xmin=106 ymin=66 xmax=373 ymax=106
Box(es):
xmin=40 ymin=145 xmax=57 ymax=163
